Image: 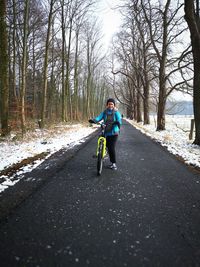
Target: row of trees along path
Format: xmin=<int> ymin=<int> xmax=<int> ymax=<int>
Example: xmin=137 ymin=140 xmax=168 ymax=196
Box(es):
xmin=0 ymin=0 xmax=200 ymax=145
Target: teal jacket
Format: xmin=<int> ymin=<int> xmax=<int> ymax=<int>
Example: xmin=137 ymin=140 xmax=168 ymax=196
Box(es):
xmin=94 ymin=109 xmax=122 ymax=137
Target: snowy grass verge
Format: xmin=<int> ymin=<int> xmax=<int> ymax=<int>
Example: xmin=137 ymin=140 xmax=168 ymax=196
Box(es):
xmin=0 ymin=123 xmax=96 ymax=193
xmin=126 ymin=115 xmax=200 ymax=170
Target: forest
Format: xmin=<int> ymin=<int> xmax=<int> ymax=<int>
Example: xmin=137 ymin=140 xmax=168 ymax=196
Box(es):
xmin=0 ymin=0 xmax=200 ymax=144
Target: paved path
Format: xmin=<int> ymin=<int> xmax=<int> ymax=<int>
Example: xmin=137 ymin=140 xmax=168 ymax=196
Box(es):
xmin=0 ymin=120 xmax=200 ymax=267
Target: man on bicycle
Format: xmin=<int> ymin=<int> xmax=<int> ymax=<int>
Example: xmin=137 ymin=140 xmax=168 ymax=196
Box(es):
xmin=89 ymin=98 xmax=122 ymax=170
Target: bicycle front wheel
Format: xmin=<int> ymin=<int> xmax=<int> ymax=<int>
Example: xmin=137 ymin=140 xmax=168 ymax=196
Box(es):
xmin=97 ymin=145 xmax=103 ymax=176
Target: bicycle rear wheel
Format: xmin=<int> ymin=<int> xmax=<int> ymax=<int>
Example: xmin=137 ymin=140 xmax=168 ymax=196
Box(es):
xmin=97 ymin=143 xmax=103 ymax=176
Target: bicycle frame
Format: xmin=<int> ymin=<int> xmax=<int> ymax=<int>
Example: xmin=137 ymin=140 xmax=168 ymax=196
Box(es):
xmin=96 ymin=123 xmax=107 ymax=156
xmin=96 ymin=136 xmax=106 ymax=158
xmin=93 ymin=123 xmax=107 ymax=175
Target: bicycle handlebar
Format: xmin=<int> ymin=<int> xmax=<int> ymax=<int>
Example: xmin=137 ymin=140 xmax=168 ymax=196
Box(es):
xmin=89 ymin=119 xmax=120 ymax=129
xmin=89 ymin=119 xmax=105 ymax=126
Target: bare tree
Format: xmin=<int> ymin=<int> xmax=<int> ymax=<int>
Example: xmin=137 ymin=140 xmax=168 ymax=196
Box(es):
xmin=10 ymin=0 xmax=19 ymax=109
xmin=141 ymin=0 xmax=189 ymax=130
xmin=20 ymin=0 xmax=30 ymax=134
xmin=184 ymin=0 xmax=200 ymax=145
xmin=40 ymin=0 xmax=56 ymax=128
xmin=60 ymin=0 xmax=68 ymax=122
xmin=0 ymin=0 xmax=9 ymax=136
xmin=73 ymin=1 xmax=94 ymax=120
xmin=82 ymin=18 xmax=105 ymax=118
xmin=111 ymin=18 xmax=146 ymax=122
xmin=28 ymin=1 xmax=46 ymax=119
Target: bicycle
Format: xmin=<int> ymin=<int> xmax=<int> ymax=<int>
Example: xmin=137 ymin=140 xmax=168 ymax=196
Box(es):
xmin=96 ymin=123 xmax=107 ymax=176
xmin=89 ymin=119 xmax=120 ymax=175
xmin=89 ymin=120 xmax=107 ymax=175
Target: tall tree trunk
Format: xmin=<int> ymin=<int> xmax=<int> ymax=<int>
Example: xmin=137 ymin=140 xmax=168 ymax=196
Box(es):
xmin=41 ymin=0 xmax=54 ymax=128
xmin=136 ymin=74 xmax=142 ymax=123
xmin=31 ymin=25 xmax=36 ymax=118
xmin=82 ymin=74 xmax=87 ymax=119
xmin=21 ymin=0 xmax=30 ymax=135
xmin=143 ymin=51 xmax=150 ymax=125
xmin=157 ymin=65 xmax=166 ymax=130
xmin=47 ymin=17 xmax=54 ymax=120
xmin=74 ymin=30 xmax=79 ymax=120
xmin=86 ymin=73 xmax=91 ymax=118
xmin=0 ymin=0 xmax=9 ymax=136
xmin=8 ymin=17 xmax=12 ymax=109
xmin=185 ymin=0 xmax=200 ymax=145
xmin=156 ymin=0 xmax=170 ymax=131
xmin=61 ymin=0 xmax=66 ymax=122
xmin=12 ymin=0 xmax=17 ymax=100
xmin=86 ymin=38 xmax=91 ymax=118
xmin=137 ymin=92 xmax=142 ymax=123
xmin=65 ymin=18 xmax=73 ymax=121
xmin=12 ymin=0 xmax=19 ymax=112
xmin=132 ymin=82 xmax=137 ymax=120
xmin=143 ymin=83 xmax=150 ymax=124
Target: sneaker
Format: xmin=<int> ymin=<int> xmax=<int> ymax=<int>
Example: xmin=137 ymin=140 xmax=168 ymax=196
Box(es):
xmin=108 ymin=163 xmax=117 ymax=170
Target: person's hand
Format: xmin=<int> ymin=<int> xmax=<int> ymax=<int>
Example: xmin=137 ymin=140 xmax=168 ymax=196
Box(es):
xmin=88 ymin=119 xmax=95 ymax=123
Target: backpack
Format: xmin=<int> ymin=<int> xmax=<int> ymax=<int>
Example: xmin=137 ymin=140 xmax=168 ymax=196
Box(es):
xmin=103 ymin=109 xmax=116 ymax=133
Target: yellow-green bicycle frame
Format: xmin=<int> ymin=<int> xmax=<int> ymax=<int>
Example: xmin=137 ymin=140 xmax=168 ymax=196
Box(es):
xmin=96 ymin=136 xmax=107 ymax=158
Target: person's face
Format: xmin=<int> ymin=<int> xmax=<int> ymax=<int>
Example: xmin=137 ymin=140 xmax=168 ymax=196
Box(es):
xmin=107 ymin=102 xmax=114 ymax=110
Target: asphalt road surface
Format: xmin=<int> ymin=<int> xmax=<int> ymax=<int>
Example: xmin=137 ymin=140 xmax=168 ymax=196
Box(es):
xmin=0 ymin=120 xmax=200 ymax=267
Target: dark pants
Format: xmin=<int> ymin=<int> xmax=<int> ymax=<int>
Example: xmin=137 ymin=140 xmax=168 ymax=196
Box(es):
xmin=106 ymin=135 xmax=118 ymax=164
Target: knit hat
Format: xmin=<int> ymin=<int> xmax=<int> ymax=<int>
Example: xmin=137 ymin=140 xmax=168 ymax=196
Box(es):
xmin=106 ymin=98 xmax=115 ymax=106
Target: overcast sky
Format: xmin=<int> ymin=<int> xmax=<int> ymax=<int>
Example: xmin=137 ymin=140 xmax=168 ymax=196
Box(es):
xmin=96 ymin=0 xmax=122 ymax=50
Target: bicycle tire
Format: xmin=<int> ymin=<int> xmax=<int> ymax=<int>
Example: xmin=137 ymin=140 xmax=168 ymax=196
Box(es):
xmin=97 ymin=143 xmax=103 ymax=176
